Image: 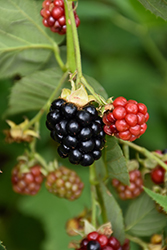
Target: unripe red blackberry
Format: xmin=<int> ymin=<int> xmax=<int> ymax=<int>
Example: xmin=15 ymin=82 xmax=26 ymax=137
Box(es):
xmin=76 ymin=232 xmax=121 ymax=250
xmin=45 ymin=166 xmax=84 ymax=200
xmin=151 ymin=165 xmax=165 ymax=184
xmin=112 ymin=169 xmax=143 ymax=200
xmin=46 ymin=98 xmax=105 ymax=167
xmin=40 ymin=0 xmax=80 ymax=35
xmin=11 ymin=164 xmax=44 ymax=195
xmin=103 ymin=97 xmax=149 ymax=141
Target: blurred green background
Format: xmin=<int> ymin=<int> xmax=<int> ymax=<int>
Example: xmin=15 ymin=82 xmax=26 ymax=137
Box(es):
xmin=0 ymin=0 xmax=167 ymax=249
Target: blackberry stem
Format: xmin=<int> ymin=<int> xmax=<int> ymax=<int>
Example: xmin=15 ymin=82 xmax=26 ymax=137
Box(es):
xmin=119 ymin=140 xmax=167 ymax=171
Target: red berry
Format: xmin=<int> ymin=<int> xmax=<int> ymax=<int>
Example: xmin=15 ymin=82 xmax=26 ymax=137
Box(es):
xmin=125 ymin=103 xmax=138 ymax=114
xmin=112 ymin=170 xmax=143 ymax=200
xmin=97 ymin=234 xmax=108 ymax=247
xmin=125 ymin=114 xmax=137 ymax=127
xmin=11 ymin=164 xmax=44 ymax=195
xmin=108 ymin=236 xmax=121 ymax=250
xmin=115 ymin=119 xmax=129 ymax=132
xmin=138 ymin=103 xmax=147 ymax=114
xmin=51 ymin=6 xmax=64 ymax=19
xmin=113 ymin=107 xmax=126 ymax=120
xmin=107 ymin=113 xmax=116 ymax=123
xmin=41 ymin=0 xmax=80 ymax=34
xmin=113 ymin=97 xmax=127 ymax=107
xmin=151 ymin=166 xmax=165 ymax=184
xmin=87 ymin=231 xmax=99 ymax=241
xmin=104 ymin=125 xmax=113 ymax=135
xmin=103 ymin=97 xmax=149 ymax=142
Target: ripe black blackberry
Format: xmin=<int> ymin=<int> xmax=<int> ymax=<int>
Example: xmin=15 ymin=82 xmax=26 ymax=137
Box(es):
xmin=46 ymin=98 xmax=105 ymax=166
xmin=40 ymin=0 xmax=80 ymax=35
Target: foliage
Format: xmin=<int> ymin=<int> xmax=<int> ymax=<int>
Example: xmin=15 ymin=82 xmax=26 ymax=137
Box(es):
xmin=0 ymin=0 xmax=167 ymax=250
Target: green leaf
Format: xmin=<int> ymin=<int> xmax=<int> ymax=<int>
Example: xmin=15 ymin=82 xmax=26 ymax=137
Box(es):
xmin=0 ymin=0 xmax=64 ymax=78
xmin=144 ymin=187 xmax=167 ymax=213
xmin=125 ymin=193 xmax=167 ymax=236
xmin=137 ymin=0 xmax=167 ymax=20
xmin=104 ymin=136 xmax=129 ymax=185
xmin=84 ymin=75 xmax=108 ymax=100
xmin=99 ymin=182 xmax=125 ymax=244
xmin=0 ymin=242 xmax=6 ymax=250
xmin=5 ymin=68 xmax=65 ymax=116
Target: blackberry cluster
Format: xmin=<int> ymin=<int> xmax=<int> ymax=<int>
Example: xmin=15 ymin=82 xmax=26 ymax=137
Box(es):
xmin=11 ymin=164 xmax=44 ymax=195
xmin=103 ymin=96 xmax=149 ymax=141
xmin=112 ymin=170 xmax=143 ymax=200
xmin=45 ymin=166 xmax=84 ymax=200
xmin=40 ymin=0 xmax=80 ymax=35
xmin=76 ymin=231 xmax=126 ymax=250
xmin=46 ymin=98 xmax=105 ymax=167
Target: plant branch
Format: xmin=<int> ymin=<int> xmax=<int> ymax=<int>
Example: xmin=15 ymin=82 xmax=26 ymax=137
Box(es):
xmin=125 ymin=234 xmax=149 ymax=250
xmin=64 ymin=0 xmax=76 ymax=73
xmin=119 ymin=140 xmax=167 ymax=171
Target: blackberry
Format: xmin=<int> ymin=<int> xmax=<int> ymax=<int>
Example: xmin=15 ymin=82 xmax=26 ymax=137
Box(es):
xmin=112 ymin=169 xmax=143 ymax=200
xmin=61 ymin=103 xmax=77 ymax=118
xmin=11 ymin=164 xmax=44 ymax=195
xmin=45 ymin=166 xmax=84 ymax=200
xmin=40 ymin=0 xmax=80 ymax=35
xmin=103 ymin=96 xmax=149 ymax=141
xmin=50 ymin=98 xmax=66 ymax=111
xmin=87 ymin=241 xmax=101 ymax=250
xmin=77 ymin=232 xmax=121 ymax=250
xmin=46 ymin=100 xmax=105 ymax=166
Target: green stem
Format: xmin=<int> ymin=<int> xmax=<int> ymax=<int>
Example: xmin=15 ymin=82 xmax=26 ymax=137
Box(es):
xmin=64 ymin=0 xmax=76 ymax=72
xmin=89 ymin=164 xmax=97 ymax=228
xmin=68 ymin=2 xmax=82 ymax=86
xmin=53 ymin=43 xmax=67 ymax=71
xmin=119 ymin=140 xmax=167 ymax=171
xmin=81 ymin=76 xmax=106 ymax=106
xmin=122 ymin=144 xmax=129 ymax=161
xmin=23 ymin=70 xmax=69 ymax=130
xmin=125 ymin=234 xmax=149 ymax=250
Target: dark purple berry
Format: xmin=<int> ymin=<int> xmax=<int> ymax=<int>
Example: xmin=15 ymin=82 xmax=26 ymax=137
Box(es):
xmin=80 ymin=139 xmax=94 ymax=153
xmin=94 ymin=117 xmax=103 ymax=125
xmin=84 ymin=105 xmax=98 ymax=118
xmin=92 ymin=150 xmax=101 ymax=160
xmin=94 ymin=138 xmax=104 ymax=150
xmin=91 ymin=122 xmax=101 ymax=136
xmin=46 ymin=120 xmax=54 ymax=131
xmin=78 ymin=127 xmax=93 ymax=141
xmin=87 ymin=241 xmax=101 ymax=250
xmin=50 ymin=98 xmax=66 ymax=111
xmin=76 ymin=110 xmax=92 ymax=126
xmin=47 ymin=110 xmax=61 ymax=125
xmin=58 ymin=144 xmax=70 ymax=153
xmin=63 ymin=135 xmax=78 ymax=149
xmin=67 ymin=120 xmax=80 ymax=136
xmin=80 ymin=153 xmax=94 ymax=166
xmin=61 ymin=103 xmax=77 ymax=118
xmin=98 ymin=130 xmax=105 ymax=139
xmin=57 ymin=145 xmax=68 ymax=158
xmin=55 ymin=120 xmax=68 ymax=136
xmin=50 ymin=130 xmax=63 ymax=143
xmin=162 ymin=149 xmax=167 ymax=154
xmin=69 ymin=149 xmax=82 ymax=164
